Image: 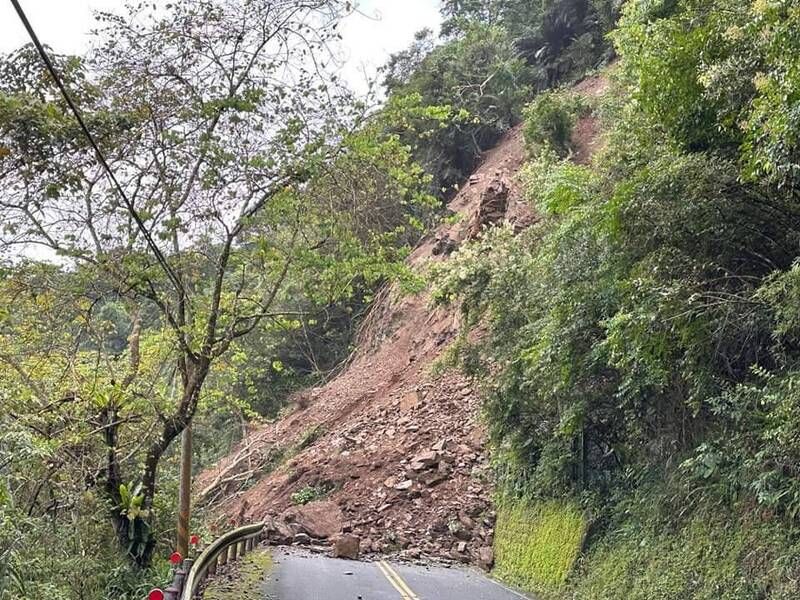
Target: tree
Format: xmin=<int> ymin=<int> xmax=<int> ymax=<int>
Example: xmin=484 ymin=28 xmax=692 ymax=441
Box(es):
xmin=441 ymin=0 xmax=619 ymax=85
xmin=0 ymin=0 xmax=435 ymax=566
xmin=384 ymin=24 xmax=533 ymax=194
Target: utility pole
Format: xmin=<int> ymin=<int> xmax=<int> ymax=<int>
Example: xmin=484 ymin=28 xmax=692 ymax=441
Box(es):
xmin=177 ymin=425 xmax=192 ymax=557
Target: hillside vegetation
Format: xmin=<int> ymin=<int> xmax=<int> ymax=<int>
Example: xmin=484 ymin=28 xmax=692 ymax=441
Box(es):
xmin=432 ymin=0 xmax=800 ymax=597
xmin=3 ymin=0 xmax=800 ymax=598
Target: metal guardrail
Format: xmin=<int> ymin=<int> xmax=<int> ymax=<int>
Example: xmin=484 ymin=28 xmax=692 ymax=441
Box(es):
xmin=180 ymin=522 xmax=265 ymax=600
xmin=154 ymin=522 xmax=266 ymax=600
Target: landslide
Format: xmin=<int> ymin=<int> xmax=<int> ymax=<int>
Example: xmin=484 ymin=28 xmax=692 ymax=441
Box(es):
xmin=196 ymin=74 xmax=606 ymax=568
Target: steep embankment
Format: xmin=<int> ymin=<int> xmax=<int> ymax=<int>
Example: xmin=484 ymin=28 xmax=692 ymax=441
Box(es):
xmin=198 ymin=125 xmax=527 ymax=568
xmin=197 ymin=75 xmax=606 ymax=569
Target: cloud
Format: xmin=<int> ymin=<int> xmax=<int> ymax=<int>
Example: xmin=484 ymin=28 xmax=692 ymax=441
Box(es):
xmin=337 ymin=0 xmax=442 ymax=95
xmin=1 ymin=0 xmax=443 ymax=97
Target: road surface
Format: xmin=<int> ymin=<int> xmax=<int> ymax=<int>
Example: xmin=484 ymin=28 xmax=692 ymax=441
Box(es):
xmin=258 ymin=548 xmax=531 ymax=600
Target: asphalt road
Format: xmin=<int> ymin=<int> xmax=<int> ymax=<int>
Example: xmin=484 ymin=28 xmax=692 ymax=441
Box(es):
xmin=260 ymin=549 xmax=531 ymax=600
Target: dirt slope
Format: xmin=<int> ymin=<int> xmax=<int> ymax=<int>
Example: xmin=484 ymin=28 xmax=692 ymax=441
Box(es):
xmin=197 ymin=74 xmax=606 ymax=568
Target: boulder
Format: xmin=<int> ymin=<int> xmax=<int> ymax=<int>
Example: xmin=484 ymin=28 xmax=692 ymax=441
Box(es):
xmin=477 ymin=546 xmax=495 ymax=571
xmin=432 ymin=235 xmax=457 ymax=256
xmin=431 ymin=439 xmax=451 ymax=452
xmin=332 ymin=534 xmax=361 ymax=560
xmin=282 ymin=500 xmax=343 ymax=539
xmin=469 ymin=178 xmax=509 ymax=238
xmin=458 ymin=512 xmax=475 ymax=530
xmin=419 ymin=471 xmax=448 ymax=487
xmin=400 ymin=391 xmax=421 ymax=412
xmin=264 ymin=517 xmax=295 ymax=545
xmin=410 ymin=450 xmax=440 ymax=471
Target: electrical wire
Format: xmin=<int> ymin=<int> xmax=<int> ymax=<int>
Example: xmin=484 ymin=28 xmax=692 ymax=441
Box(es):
xmin=8 ymin=0 xmax=186 ymax=298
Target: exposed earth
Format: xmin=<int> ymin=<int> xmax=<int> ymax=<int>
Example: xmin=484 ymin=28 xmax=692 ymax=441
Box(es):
xmin=197 ymin=74 xmax=606 ymax=571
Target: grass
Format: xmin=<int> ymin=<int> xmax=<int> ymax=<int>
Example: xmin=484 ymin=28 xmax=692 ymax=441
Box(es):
xmin=491 ymin=477 xmax=800 ymax=599
xmin=567 ymin=503 xmax=800 ymax=600
xmin=494 ymin=498 xmax=588 ymax=594
xmin=202 ymin=549 xmax=273 ymax=600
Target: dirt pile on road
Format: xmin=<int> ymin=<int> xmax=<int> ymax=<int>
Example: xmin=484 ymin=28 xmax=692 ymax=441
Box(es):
xmin=197 ymin=74 xmax=606 ymax=568
xmin=197 ymin=122 xmax=527 ymax=568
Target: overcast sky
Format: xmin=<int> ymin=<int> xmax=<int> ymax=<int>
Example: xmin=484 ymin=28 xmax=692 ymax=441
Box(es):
xmin=0 ymin=0 xmax=442 ymax=93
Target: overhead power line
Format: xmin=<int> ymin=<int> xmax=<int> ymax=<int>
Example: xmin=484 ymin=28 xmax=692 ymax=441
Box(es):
xmin=8 ymin=0 xmax=186 ymax=298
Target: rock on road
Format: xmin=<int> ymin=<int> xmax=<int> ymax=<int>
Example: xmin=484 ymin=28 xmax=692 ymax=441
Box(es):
xmin=256 ymin=549 xmax=531 ymax=600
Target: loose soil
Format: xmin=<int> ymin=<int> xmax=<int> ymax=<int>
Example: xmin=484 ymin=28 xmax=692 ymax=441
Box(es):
xmin=197 ymin=75 xmax=606 ymax=568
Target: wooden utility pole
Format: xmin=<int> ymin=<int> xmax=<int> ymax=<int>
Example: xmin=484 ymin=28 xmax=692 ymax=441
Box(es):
xmin=177 ymin=425 xmax=192 ymax=557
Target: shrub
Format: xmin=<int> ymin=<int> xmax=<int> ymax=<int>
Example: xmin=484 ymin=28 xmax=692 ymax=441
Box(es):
xmin=523 ymin=91 xmax=586 ymax=157
xmin=521 ymin=148 xmax=596 ymax=214
xmin=290 ymin=482 xmax=334 ymax=506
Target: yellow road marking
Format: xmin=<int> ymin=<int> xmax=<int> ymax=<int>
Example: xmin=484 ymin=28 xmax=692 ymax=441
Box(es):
xmin=376 ymin=561 xmax=411 ymax=599
xmin=378 ymin=560 xmax=421 ymax=600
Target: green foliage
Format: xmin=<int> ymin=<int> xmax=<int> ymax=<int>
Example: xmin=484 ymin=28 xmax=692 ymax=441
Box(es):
xmin=441 ymin=0 xmax=619 ymax=85
xmin=385 ymin=24 xmax=533 ymax=194
xmin=522 ymin=149 xmax=597 ymax=215
xmin=379 ymin=0 xmax=618 ymax=202
xmin=434 ymin=7 xmax=800 ymax=585
xmin=0 ymin=0 xmax=440 ymax=593
xmin=612 ymin=0 xmax=800 ymax=186
xmin=117 ymin=483 xmax=152 ymax=563
xmin=494 ymin=498 xmax=587 ymax=592
xmin=567 ymin=485 xmax=800 ymax=600
xmin=290 ymin=483 xmax=333 ymax=506
xmin=420 ymin=0 xmax=800 ymax=592
xmin=523 ymin=91 xmax=586 ymax=157
xmin=0 ymin=479 xmax=171 ymax=600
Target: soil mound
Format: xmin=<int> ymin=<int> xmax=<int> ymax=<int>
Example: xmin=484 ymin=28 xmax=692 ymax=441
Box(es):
xmin=197 ymin=75 xmax=606 ymax=567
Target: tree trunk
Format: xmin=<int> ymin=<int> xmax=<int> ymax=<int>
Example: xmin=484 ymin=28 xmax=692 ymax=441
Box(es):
xmin=133 ymin=359 xmax=210 ymax=567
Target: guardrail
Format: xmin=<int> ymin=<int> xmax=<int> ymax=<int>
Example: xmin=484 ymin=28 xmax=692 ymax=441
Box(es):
xmin=180 ymin=522 xmax=265 ymax=600
xmin=151 ymin=522 xmax=266 ymax=600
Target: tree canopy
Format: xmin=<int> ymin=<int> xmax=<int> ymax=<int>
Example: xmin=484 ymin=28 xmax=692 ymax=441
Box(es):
xmin=0 ymin=0 xmax=440 ymax=592
xmin=6 ymin=0 xmax=800 ymax=597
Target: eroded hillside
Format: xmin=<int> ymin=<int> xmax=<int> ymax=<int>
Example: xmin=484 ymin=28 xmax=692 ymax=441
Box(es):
xmin=197 ymin=75 xmax=606 ymax=568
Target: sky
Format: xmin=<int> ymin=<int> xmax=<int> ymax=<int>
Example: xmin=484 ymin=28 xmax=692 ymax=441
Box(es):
xmin=0 ymin=0 xmax=443 ymax=94
xmin=0 ymin=1 xmax=443 ymax=262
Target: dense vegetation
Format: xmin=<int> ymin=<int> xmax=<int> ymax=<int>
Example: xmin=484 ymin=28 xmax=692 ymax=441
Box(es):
xmin=5 ymin=0 xmax=800 ymax=597
xmin=0 ymin=1 xmax=443 ymax=596
xmin=383 ymin=0 xmax=616 ymax=193
xmin=433 ymin=0 xmax=800 ymax=596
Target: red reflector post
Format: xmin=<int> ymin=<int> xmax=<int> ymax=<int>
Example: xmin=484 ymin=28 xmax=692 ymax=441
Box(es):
xmin=148 ymin=589 xmax=165 ymax=600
